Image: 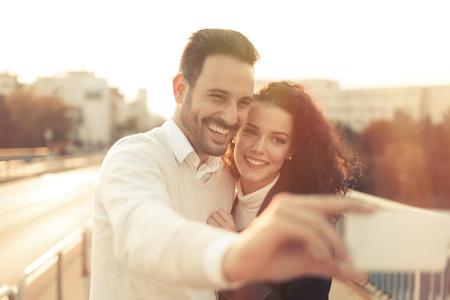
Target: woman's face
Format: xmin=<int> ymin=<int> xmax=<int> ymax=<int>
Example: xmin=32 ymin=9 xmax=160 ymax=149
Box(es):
xmin=234 ymin=101 xmax=294 ymax=194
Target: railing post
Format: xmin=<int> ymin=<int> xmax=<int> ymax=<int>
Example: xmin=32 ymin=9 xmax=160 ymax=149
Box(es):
xmin=82 ymin=229 xmax=88 ymax=277
xmin=0 ymin=285 xmax=16 ymax=300
xmin=444 ymin=258 xmax=450 ymax=300
xmin=16 ymin=277 xmax=26 ymax=300
xmin=56 ymin=252 xmax=63 ymax=300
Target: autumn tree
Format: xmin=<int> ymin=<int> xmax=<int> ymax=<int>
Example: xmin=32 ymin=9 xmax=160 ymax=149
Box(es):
xmin=0 ymin=95 xmax=14 ymax=146
xmin=420 ymin=108 xmax=450 ymax=209
xmin=2 ymin=89 xmax=72 ymax=148
xmin=357 ymin=111 xmax=444 ymax=208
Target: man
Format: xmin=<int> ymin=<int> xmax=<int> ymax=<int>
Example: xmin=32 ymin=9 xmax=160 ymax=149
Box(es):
xmin=89 ymin=29 xmax=372 ymax=300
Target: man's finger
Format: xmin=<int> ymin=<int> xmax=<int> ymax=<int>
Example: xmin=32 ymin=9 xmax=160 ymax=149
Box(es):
xmin=277 ymin=219 xmax=335 ymax=264
xmin=280 ymin=194 xmax=377 ymax=216
xmin=284 ymin=209 xmax=350 ymax=264
xmin=332 ymin=261 xmax=367 ymax=283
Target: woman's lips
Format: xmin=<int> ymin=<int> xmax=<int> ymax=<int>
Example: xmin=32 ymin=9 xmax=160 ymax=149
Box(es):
xmin=244 ymin=155 xmax=269 ymax=168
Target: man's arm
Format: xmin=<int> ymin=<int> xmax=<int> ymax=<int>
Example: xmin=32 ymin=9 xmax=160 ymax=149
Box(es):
xmin=222 ymin=193 xmax=374 ymax=283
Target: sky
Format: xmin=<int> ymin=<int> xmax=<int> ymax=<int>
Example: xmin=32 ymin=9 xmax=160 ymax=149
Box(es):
xmin=1 ymin=0 xmax=450 ymax=118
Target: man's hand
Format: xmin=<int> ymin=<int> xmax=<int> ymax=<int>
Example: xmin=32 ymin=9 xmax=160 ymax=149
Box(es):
xmin=222 ymin=193 xmax=375 ymax=284
xmin=207 ymin=208 xmax=237 ymax=232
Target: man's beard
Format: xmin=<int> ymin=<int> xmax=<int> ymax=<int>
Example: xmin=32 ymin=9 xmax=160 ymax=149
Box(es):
xmin=179 ymin=93 xmax=238 ymax=157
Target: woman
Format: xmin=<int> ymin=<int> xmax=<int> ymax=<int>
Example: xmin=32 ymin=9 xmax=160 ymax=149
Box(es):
xmin=207 ymin=81 xmax=360 ymax=300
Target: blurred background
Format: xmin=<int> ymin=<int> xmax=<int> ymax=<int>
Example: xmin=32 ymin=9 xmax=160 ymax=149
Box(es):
xmin=0 ymin=0 xmax=449 ymax=299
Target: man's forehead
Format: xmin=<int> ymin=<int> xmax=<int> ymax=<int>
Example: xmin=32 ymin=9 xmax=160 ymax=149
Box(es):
xmin=196 ymin=56 xmax=254 ymax=96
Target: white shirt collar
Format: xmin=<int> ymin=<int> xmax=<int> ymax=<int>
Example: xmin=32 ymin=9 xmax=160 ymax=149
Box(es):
xmin=161 ymin=119 xmax=222 ymax=180
xmin=162 ymin=118 xmax=195 ymax=164
xmin=236 ymin=174 xmax=280 ymax=209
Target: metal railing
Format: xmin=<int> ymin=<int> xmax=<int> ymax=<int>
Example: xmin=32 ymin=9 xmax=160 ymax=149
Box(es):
xmin=0 ymin=286 xmax=15 ymax=300
xmin=1 ymin=191 xmax=449 ymax=300
xmin=2 ymin=223 xmax=92 ymax=300
xmin=347 ymin=190 xmax=450 ymax=300
xmin=0 ymin=153 xmax=104 ymax=183
xmin=364 ymin=266 xmax=450 ymax=300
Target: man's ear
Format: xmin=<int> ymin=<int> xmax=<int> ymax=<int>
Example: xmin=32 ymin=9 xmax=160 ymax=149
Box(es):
xmin=173 ymin=73 xmax=186 ymax=104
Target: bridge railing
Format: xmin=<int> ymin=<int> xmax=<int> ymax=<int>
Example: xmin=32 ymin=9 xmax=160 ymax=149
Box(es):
xmin=0 ymin=153 xmax=104 ymax=183
xmin=0 ymin=191 xmax=449 ymax=300
xmin=0 ymin=285 xmax=15 ymax=300
xmin=2 ymin=223 xmax=92 ymax=300
xmin=346 ymin=190 xmax=450 ymax=300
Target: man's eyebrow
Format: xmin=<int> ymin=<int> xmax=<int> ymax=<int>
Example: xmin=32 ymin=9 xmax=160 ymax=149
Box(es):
xmin=207 ymin=89 xmax=253 ymax=101
xmin=245 ymin=123 xmax=259 ymax=129
xmin=207 ymin=88 xmax=229 ymax=95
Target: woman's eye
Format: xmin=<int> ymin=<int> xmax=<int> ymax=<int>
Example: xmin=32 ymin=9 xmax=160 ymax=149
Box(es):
xmin=272 ymin=138 xmax=287 ymax=144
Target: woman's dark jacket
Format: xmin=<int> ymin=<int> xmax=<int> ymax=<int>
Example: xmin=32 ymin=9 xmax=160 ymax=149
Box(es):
xmin=218 ymin=173 xmax=332 ymax=300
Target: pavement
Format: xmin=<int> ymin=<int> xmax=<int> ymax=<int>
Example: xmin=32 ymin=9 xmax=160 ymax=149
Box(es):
xmin=0 ymin=166 xmax=98 ymax=286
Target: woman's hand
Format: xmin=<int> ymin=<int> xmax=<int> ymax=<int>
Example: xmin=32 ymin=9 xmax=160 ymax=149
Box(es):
xmin=207 ymin=208 xmax=237 ymax=232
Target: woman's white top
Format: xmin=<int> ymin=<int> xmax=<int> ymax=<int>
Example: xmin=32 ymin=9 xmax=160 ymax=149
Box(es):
xmin=234 ymin=174 xmax=280 ymax=231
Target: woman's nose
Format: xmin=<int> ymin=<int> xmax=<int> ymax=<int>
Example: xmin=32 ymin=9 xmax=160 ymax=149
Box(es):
xmin=251 ymin=137 xmax=265 ymax=153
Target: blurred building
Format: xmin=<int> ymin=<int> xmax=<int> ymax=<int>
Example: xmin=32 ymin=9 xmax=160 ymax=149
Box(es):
xmin=33 ymin=72 xmax=113 ymax=148
xmin=339 ymin=86 xmax=450 ymax=130
xmin=421 ymin=85 xmax=450 ymax=123
xmin=112 ymin=88 xmax=165 ymax=138
xmin=127 ymin=89 xmax=152 ymax=131
xmin=0 ymin=72 xmax=19 ymax=96
xmin=32 ymin=72 xmax=162 ymax=148
xmin=109 ymin=87 xmax=128 ymax=141
xmin=340 ymin=86 xmax=424 ymax=130
xmin=256 ymin=79 xmax=450 ymax=131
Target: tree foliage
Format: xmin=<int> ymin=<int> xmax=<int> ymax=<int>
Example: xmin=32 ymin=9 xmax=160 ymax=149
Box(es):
xmin=347 ymin=110 xmax=450 ymax=209
xmin=0 ymin=89 xmax=72 ymax=148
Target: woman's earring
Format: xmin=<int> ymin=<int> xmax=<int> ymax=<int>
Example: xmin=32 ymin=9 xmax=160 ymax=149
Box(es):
xmin=286 ymin=153 xmax=293 ymax=160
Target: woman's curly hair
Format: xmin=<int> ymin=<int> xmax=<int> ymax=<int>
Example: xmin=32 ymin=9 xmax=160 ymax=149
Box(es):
xmin=224 ymin=81 xmax=361 ymax=195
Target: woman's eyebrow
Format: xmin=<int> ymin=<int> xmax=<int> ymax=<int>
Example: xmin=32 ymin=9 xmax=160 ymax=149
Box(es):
xmin=271 ymin=131 xmax=290 ymax=139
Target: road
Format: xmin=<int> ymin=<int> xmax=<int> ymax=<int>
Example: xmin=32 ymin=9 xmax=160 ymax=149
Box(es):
xmin=0 ymin=166 xmax=99 ymax=285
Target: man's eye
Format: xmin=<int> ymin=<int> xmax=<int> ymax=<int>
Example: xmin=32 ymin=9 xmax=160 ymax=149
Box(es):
xmin=243 ymin=128 xmax=256 ymax=135
xmin=238 ymin=99 xmax=251 ymax=107
xmin=210 ymin=95 xmax=225 ymax=102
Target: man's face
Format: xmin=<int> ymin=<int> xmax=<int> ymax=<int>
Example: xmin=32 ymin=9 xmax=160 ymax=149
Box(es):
xmin=177 ymin=55 xmax=254 ymax=157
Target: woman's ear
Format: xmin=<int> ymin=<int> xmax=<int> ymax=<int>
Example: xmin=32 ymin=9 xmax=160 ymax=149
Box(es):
xmin=173 ymin=73 xmax=186 ymax=104
xmin=286 ymin=147 xmax=295 ymax=161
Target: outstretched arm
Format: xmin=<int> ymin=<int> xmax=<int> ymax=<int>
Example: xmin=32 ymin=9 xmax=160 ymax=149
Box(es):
xmin=223 ymin=193 xmax=375 ymax=283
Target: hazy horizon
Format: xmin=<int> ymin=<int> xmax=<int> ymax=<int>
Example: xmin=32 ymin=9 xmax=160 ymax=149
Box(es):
xmin=1 ymin=0 xmax=449 ymax=117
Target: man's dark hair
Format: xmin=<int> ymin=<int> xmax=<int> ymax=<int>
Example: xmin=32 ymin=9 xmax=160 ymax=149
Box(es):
xmin=180 ymin=29 xmax=259 ymax=87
